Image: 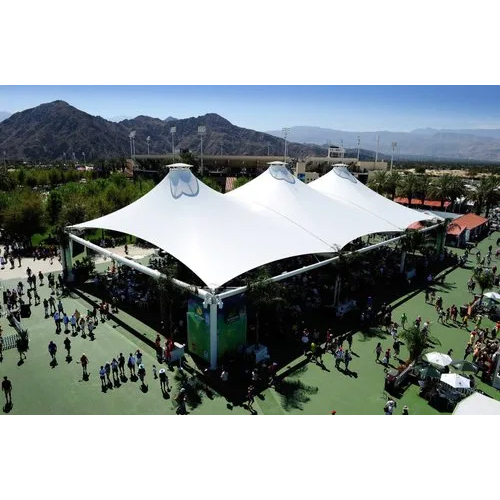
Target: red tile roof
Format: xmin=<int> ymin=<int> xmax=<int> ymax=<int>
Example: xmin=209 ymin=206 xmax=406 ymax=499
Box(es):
xmin=394 ymin=197 xmax=451 ymax=208
xmin=447 ymin=213 xmax=488 ymax=236
xmin=407 ymin=221 xmax=424 ymax=230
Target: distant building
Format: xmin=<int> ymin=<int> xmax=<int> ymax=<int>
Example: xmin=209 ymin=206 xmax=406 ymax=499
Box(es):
xmin=446 ymin=213 xmax=489 ymax=248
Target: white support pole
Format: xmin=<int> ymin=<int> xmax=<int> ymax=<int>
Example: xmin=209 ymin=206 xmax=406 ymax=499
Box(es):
xmin=61 ymin=239 xmax=74 ymax=282
xmin=66 ymin=232 xmax=210 ymax=299
xmin=209 ymin=300 xmax=218 ymax=370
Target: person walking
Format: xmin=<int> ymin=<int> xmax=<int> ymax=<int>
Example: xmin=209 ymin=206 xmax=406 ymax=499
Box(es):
xmin=64 ymin=337 xmax=71 ymax=358
xmin=80 ymin=353 xmax=89 ymax=377
xmin=393 ymin=338 xmax=403 ymax=358
xmin=38 ymin=270 xmax=44 ymax=286
xmin=127 ymin=353 xmax=136 ymax=377
xmin=159 ymin=368 xmax=170 ymax=392
xmin=48 ymin=295 xmax=56 ymax=314
xmin=2 ymin=376 xmax=12 ymax=406
xmin=384 ymin=399 xmax=397 ymax=415
xmin=118 ymin=353 xmax=126 ymax=377
xmin=79 ymin=317 xmax=86 ymax=337
xmin=43 ymin=298 xmax=49 ymax=318
xmin=334 ymin=346 xmax=344 ymax=369
xmin=346 ymin=333 xmax=353 ymax=351
xmin=48 ymin=341 xmax=57 ymax=361
xmin=175 ymin=388 xmax=187 ymax=415
xmin=138 ymin=364 xmax=146 ymax=386
xmin=246 ymin=384 xmax=255 ymax=411
xmin=16 ymin=337 xmax=27 ymax=362
xmin=57 ymin=299 xmax=64 ymax=315
xmin=0 ymin=332 xmax=3 ymax=361
xmin=375 ymin=342 xmax=382 ymax=362
xmin=135 ymin=349 xmax=143 ymax=368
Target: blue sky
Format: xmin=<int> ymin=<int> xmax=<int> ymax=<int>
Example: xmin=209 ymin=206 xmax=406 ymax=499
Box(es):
xmin=0 ymin=85 xmax=499 ymax=132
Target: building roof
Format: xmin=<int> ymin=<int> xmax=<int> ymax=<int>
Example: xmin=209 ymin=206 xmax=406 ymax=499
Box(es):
xmin=70 ymin=163 xmax=434 ymax=290
xmin=394 ymin=197 xmax=451 ymax=209
xmin=446 ymin=212 xmax=489 ymax=236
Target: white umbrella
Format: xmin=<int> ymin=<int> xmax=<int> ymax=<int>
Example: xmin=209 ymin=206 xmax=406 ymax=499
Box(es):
xmin=440 ymin=373 xmax=471 ymax=389
xmin=483 ymin=292 xmax=500 ymax=301
xmin=423 ymin=352 xmax=452 ymax=368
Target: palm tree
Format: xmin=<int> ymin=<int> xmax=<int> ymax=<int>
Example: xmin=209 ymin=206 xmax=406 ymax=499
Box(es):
xmin=473 ymin=267 xmax=495 ymax=300
xmin=469 ymin=176 xmax=499 ymax=216
xmin=397 ymin=172 xmax=418 ymax=208
xmin=385 ymin=171 xmax=400 ymax=200
xmin=415 ymin=174 xmax=431 ymax=207
xmin=368 ymin=170 xmax=387 ymax=196
xmin=430 ymin=174 xmax=452 ymax=210
xmin=399 ymin=324 xmax=441 ymax=363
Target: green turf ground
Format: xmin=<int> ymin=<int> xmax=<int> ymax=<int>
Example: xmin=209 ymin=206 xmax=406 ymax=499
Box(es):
xmin=1 ymin=233 xmax=499 ymax=415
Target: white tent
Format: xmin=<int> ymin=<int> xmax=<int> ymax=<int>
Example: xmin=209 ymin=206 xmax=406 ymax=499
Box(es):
xmin=309 ymin=164 xmax=436 ymax=229
xmin=71 ymin=165 xmax=353 ymax=289
xmin=227 ymin=162 xmax=401 ymax=245
xmin=453 ymin=392 xmax=500 ymax=415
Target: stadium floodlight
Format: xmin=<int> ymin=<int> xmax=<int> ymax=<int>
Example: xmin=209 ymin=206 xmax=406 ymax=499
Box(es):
xmin=170 ymin=126 xmax=176 ymax=162
xmin=146 ymin=136 xmax=151 ymax=155
xmin=198 ymin=126 xmax=206 ymax=174
xmin=129 ymin=131 xmax=136 ymax=158
xmin=357 ymin=135 xmax=361 ymax=161
xmin=374 ymin=134 xmax=380 ymax=167
xmin=390 ymin=142 xmax=397 ymax=171
xmin=282 ymin=127 xmax=289 ymax=163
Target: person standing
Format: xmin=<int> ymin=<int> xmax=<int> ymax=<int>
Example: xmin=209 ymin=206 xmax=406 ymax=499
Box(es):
xmin=335 ymin=346 xmax=344 ymax=369
xmin=16 ymin=337 xmax=27 ymax=362
xmin=70 ymin=314 xmax=77 ymax=334
xmin=384 ymin=399 xmax=397 ymax=415
xmin=400 ymin=312 xmax=407 ymax=329
xmin=159 ymin=368 xmax=170 ymax=392
xmin=99 ymin=366 xmax=107 ymax=389
xmin=57 ymin=299 xmax=64 ymax=315
xmin=346 ymin=333 xmax=353 ymax=351
xmin=344 ymin=349 xmax=352 ymax=372
xmin=111 ymin=358 xmax=119 ymax=384
xmin=176 ymin=388 xmax=187 ymax=415
xmin=127 ymin=353 xmax=136 ymax=377
xmin=375 ymin=342 xmax=382 ymax=362
xmin=118 ymin=353 xmax=126 ymax=377
xmin=0 ymin=332 xmax=3 ymax=360
xmin=62 ymin=313 xmax=70 ymax=333
xmin=2 ymin=376 xmax=12 ymax=406
xmin=402 ymin=405 xmax=409 ymax=415
xmin=53 ymin=311 xmax=61 ymax=333
xmin=104 ymin=362 xmax=112 ymax=386
xmin=79 ymin=317 xmax=86 ymax=337
xmin=48 ymin=295 xmax=56 ymax=314
xmin=80 ymin=353 xmax=89 ymax=377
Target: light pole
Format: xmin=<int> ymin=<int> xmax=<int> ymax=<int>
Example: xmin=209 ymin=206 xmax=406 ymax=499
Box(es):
xmin=282 ymin=127 xmax=289 ymax=163
xmin=146 ymin=136 xmax=151 ymax=155
xmin=198 ymin=125 xmax=206 ymax=174
xmin=374 ymin=134 xmax=380 ymax=168
xmin=170 ymin=126 xmax=176 ymax=162
xmin=357 ymin=135 xmax=360 ymax=162
xmin=390 ymin=142 xmax=397 ymax=171
xmin=129 ymin=131 xmax=136 ymax=158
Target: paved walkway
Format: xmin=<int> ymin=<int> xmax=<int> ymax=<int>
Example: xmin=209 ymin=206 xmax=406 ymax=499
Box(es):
xmin=1 ymin=236 xmax=499 ymax=414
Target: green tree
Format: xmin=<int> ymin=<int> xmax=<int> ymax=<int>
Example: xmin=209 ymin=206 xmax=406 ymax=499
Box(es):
xmin=399 ymin=324 xmax=441 ymax=363
xmin=232 ymin=177 xmax=251 ymax=189
xmin=397 ymin=172 xmax=418 ymax=208
xmin=201 ymin=176 xmax=223 ymax=192
xmin=368 ymin=170 xmax=387 ymax=195
xmin=473 ymin=267 xmax=495 ymax=299
xmin=2 ymin=190 xmax=47 ymax=243
xmin=470 ymin=176 xmax=500 ymax=216
xmin=385 ymin=171 xmax=400 ymax=200
xmin=431 ymin=174 xmax=466 ymax=210
xmin=415 ymin=174 xmax=431 ymax=207
xmin=46 ymin=190 xmax=63 ymax=225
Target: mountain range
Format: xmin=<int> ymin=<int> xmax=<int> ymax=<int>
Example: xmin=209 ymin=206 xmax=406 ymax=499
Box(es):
xmin=0 ymin=100 xmax=499 ymax=162
xmin=0 ymin=101 xmax=327 ymax=161
xmin=265 ymin=126 xmax=500 ymax=162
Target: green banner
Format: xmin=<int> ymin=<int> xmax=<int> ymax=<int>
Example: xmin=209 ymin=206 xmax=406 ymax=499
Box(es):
xmin=187 ymin=294 xmax=247 ymax=363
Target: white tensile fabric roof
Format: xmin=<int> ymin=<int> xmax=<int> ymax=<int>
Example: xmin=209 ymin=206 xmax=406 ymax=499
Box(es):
xmin=69 ymin=163 xmax=431 ymax=289
xmin=453 ymin=392 xmax=500 ymax=415
xmin=226 ymin=162 xmax=402 ymax=244
xmin=309 ymin=164 xmax=435 ymax=228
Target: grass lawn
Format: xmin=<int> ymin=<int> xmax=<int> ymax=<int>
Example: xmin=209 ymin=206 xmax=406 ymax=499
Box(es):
xmin=2 ymin=232 xmax=499 ymax=415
